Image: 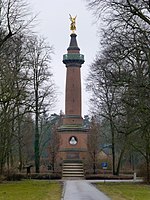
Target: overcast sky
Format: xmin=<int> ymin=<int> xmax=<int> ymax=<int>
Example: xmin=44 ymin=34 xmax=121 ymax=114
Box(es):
xmin=29 ymin=0 xmax=99 ymax=116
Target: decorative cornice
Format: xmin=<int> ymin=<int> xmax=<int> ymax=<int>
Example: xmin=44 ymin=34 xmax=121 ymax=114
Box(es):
xmin=57 ymin=125 xmax=89 ymax=132
xmin=63 ymin=53 xmax=84 ymax=65
xmin=63 ymin=115 xmax=82 ymax=119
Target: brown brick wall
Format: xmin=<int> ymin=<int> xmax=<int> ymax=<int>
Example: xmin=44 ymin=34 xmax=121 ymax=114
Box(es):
xmin=57 ymin=151 xmax=88 ymax=161
xmin=59 ymin=132 xmax=87 ymax=149
xmin=62 ymin=116 xmax=83 ymax=125
xmin=65 ymin=67 xmax=81 ymax=115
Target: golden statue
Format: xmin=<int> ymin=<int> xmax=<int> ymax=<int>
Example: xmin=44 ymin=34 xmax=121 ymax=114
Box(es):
xmin=69 ymin=14 xmax=77 ymax=33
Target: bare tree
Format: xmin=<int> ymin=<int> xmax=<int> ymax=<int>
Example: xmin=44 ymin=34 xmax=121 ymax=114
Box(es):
xmin=87 ymin=116 xmax=101 ymax=174
xmin=0 ymin=34 xmax=29 ymax=173
xmin=86 ymin=0 xmax=150 ymax=181
xmin=0 ymin=1 xmax=57 ymax=176
xmin=0 ymin=34 xmax=56 ymax=174
xmin=86 ymin=0 xmax=150 ymax=26
xmin=87 ymin=53 xmax=133 ymax=175
xmin=48 ymin=123 xmax=60 ymax=173
xmin=0 ymin=0 xmax=34 ymax=47
xmin=26 ymin=36 xmax=56 ymax=173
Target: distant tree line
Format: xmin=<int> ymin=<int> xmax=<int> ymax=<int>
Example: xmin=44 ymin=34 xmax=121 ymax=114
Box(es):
xmin=86 ymin=0 xmax=150 ymax=183
xmin=0 ymin=0 xmax=57 ymax=174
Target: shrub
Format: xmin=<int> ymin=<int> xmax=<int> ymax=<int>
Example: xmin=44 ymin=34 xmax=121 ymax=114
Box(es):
xmin=6 ymin=173 xmax=23 ymax=181
xmin=138 ymin=163 xmax=150 ymax=183
xmin=0 ymin=175 xmax=6 ymax=183
xmin=22 ymin=173 xmax=62 ymax=180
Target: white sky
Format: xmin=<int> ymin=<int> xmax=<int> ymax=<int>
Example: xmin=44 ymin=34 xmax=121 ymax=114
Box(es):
xmin=29 ymin=0 xmax=99 ymax=116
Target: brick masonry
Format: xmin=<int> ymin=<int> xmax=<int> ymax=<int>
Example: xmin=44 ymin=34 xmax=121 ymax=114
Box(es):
xmin=57 ymin=33 xmax=89 ymax=163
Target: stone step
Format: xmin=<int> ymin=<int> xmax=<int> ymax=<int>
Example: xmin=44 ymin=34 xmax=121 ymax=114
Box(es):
xmin=63 ymin=164 xmax=83 ymax=166
xmin=63 ymin=164 xmax=83 ymax=167
xmin=63 ymin=170 xmax=84 ymax=172
xmin=63 ymin=169 xmax=83 ymax=171
xmin=63 ymin=169 xmax=84 ymax=171
xmin=63 ymin=166 xmax=83 ymax=169
xmin=63 ymin=171 xmax=84 ymax=174
xmin=62 ymin=162 xmax=84 ymax=180
xmin=63 ymin=162 xmax=83 ymax=164
xmin=63 ymin=174 xmax=84 ymax=177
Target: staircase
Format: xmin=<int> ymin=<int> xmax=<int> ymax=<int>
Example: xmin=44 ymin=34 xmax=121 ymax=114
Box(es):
xmin=62 ymin=162 xmax=84 ymax=179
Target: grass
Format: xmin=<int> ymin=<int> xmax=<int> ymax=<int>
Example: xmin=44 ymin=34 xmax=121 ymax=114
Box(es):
xmin=96 ymin=182 xmax=150 ymax=200
xmin=0 ymin=180 xmax=62 ymax=200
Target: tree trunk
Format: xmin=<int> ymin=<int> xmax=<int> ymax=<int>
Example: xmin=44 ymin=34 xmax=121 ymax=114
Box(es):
xmin=93 ymin=151 xmax=96 ymax=174
xmin=34 ymin=67 xmax=40 ymax=173
xmin=110 ymin=119 xmax=116 ymax=175
xmin=18 ymin=140 xmax=23 ymax=172
xmin=0 ymin=161 xmax=4 ymax=175
xmin=35 ymin=100 xmax=40 ymax=173
xmin=146 ymin=151 xmax=150 ymax=184
xmin=116 ymin=147 xmax=125 ymax=176
xmin=50 ymin=151 xmax=55 ymax=173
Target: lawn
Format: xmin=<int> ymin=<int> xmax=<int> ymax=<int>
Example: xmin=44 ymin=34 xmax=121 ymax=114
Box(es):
xmin=96 ymin=182 xmax=150 ymax=200
xmin=0 ymin=180 xmax=62 ymax=200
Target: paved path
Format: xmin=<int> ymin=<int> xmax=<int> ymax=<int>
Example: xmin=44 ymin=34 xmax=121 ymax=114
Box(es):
xmin=62 ymin=180 xmax=111 ymax=200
